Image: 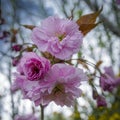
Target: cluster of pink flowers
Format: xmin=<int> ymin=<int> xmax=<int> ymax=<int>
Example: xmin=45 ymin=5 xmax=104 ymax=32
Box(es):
xmin=12 ymin=16 xmax=88 ymax=107
xmin=11 ymin=52 xmax=87 ymax=107
xmin=11 ymin=15 xmax=120 ymax=110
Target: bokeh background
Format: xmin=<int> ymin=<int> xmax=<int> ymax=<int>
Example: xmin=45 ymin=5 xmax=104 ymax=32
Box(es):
xmin=0 ymin=0 xmax=120 ymax=120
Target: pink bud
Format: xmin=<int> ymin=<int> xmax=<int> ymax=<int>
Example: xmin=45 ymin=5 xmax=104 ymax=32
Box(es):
xmin=97 ymin=96 xmax=107 ymax=107
xmin=12 ymin=57 xmax=19 ymax=66
xmin=12 ymin=44 xmax=22 ymax=51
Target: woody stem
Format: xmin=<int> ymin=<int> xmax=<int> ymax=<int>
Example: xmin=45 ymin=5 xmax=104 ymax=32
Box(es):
xmin=40 ymin=104 xmax=44 ymax=120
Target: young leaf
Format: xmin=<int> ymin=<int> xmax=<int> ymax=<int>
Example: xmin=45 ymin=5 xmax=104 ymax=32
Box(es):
xmin=96 ymin=60 xmax=103 ymax=68
xmin=76 ymin=7 xmax=103 ymax=35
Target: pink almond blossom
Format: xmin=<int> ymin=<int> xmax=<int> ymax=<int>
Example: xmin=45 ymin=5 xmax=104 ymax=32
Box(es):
xmin=32 ymin=16 xmax=83 ymax=60
xmin=27 ymin=64 xmax=88 ymax=106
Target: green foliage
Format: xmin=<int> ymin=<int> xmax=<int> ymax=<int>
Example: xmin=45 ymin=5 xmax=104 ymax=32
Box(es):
xmin=76 ymin=10 xmax=83 ymax=18
xmin=46 ymin=112 xmax=66 ymax=120
xmin=70 ymin=102 xmax=81 ymax=120
xmin=46 ymin=102 xmax=81 ymax=120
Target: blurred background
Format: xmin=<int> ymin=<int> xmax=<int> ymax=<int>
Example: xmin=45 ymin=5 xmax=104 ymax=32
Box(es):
xmin=0 ymin=0 xmax=120 ymax=120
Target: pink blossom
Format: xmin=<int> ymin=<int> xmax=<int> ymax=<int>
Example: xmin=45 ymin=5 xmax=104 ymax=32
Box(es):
xmin=27 ymin=64 xmax=88 ymax=106
xmin=11 ymin=73 xmax=40 ymax=93
xmin=100 ymin=66 xmax=120 ymax=92
xmin=14 ymin=114 xmax=38 ymax=120
xmin=11 ymin=52 xmax=50 ymax=98
xmin=17 ymin=52 xmax=50 ymax=81
xmin=32 ymin=16 xmax=83 ymax=60
xmin=96 ymin=96 xmax=107 ymax=107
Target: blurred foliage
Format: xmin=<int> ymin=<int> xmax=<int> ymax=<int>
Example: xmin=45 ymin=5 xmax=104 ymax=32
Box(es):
xmin=88 ymin=87 xmax=120 ymax=120
xmin=47 ymin=112 xmax=66 ymax=120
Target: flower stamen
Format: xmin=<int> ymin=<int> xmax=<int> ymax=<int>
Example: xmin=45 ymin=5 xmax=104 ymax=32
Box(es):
xmin=58 ymin=34 xmax=65 ymax=41
xmin=53 ymin=83 xmax=64 ymax=94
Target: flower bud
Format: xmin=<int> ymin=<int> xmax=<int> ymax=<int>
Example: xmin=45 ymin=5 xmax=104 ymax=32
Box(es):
xmin=96 ymin=96 xmax=107 ymax=107
xmin=12 ymin=44 xmax=22 ymax=51
xmin=12 ymin=57 xmax=19 ymax=66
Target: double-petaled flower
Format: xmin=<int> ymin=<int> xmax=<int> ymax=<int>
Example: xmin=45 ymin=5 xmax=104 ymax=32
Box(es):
xmin=32 ymin=16 xmax=83 ymax=60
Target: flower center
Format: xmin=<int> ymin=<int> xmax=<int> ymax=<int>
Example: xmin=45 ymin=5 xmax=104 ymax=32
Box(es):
xmin=33 ymin=67 xmax=39 ymax=73
xmin=57 ymin=33 xmax=66 ymax=41
xmin=52 ymin=83 xmax=64 ymax=94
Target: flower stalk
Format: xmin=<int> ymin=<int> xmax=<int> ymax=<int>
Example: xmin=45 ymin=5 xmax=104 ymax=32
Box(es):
xmin=40 ymin=104 xmax=44 ymax=120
